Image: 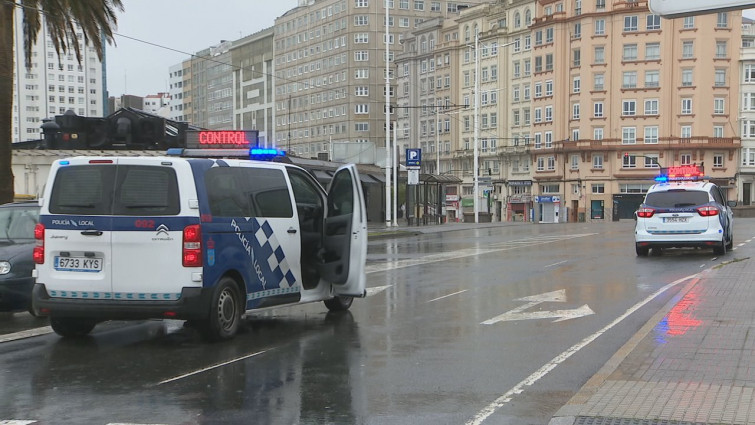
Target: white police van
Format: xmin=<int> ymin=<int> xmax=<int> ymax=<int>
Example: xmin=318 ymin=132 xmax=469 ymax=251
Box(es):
xmin=31 ymin=146 xmax=367 ymax=341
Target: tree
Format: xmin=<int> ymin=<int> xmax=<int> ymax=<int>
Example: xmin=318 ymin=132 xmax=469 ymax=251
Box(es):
xmin=0 ymin=0 xmax=123 ymax=204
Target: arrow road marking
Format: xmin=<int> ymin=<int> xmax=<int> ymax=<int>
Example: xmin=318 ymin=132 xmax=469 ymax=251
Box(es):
xmin=481 ymin=289 xmax=595 ymax=325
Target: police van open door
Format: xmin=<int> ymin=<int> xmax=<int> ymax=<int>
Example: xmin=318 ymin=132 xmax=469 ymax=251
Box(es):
xmin=320 ymin=164 xmax=367 ymax=298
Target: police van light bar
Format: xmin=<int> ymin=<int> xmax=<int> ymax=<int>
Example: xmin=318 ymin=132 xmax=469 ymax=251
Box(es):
xmin=655 ymin=165 xmax=705 ymax=182
xmin=166 ymin=147 xmax=286 ymax=161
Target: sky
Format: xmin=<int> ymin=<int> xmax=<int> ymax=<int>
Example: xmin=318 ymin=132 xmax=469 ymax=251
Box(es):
xmin=105 ymin=1 xmax=297 ymax=97
xmin=105 ymin=1 xmax=755 ymax=98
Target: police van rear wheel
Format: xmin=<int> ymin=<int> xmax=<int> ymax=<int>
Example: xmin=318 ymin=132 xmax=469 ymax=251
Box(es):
xmin=50 ymin=317 xmax=97 ymax=337
xmin=202 ymin=277 xmax=242 ymax=341
xmin=324 ymin=295 xmax=353 ymax=312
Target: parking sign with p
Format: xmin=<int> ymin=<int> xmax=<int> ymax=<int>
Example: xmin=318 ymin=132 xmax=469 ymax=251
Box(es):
xmin=406 ymin=148 xmax=421 ymax=167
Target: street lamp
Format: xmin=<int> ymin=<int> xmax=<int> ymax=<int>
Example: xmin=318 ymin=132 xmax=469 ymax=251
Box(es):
xmin=473 ymin=35 xmax=516 ymax=223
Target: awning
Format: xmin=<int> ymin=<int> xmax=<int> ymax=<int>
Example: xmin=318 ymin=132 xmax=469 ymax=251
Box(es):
xmin=420 ymin=173 xmax=463 ymax=184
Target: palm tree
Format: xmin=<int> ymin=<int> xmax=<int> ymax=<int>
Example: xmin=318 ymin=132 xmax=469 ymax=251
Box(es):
xmin=0 ymin=0 xmax=123 ymax=204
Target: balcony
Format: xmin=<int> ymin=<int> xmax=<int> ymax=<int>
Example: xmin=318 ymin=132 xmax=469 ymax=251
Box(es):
xmin=613 ymin=0 xmax=648 ymax=11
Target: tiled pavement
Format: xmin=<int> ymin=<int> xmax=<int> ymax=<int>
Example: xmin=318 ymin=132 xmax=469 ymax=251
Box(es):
xmin=550 ymin=255 xmax=755 ymax=425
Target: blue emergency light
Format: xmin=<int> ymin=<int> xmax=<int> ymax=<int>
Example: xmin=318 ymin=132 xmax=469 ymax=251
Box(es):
xmin=166 ymin=147 xmax=286 ymax=161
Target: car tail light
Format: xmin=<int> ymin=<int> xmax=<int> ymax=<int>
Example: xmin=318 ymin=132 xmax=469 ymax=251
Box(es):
xmin=636 ymin=208 xmax=655 ymax=218
xmin=33 ymin=223 xmax=45 ymax=264
xmin=182 ymin=224 xmax=202 ymax=267
xmin=697 ymin=206 xmax=719 ymax=217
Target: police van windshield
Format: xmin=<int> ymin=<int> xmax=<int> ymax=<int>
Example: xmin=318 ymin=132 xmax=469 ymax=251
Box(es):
xmin=49 ymin=165 xmax=180 ymax=216
xmin=644 ymin=190 xmax=710 ymax=208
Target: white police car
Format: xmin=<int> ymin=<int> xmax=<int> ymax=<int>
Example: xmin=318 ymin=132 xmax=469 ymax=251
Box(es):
xmin=31 ymin=146 xmax=367 ymax=340
xmin=635 ymin=165 xmax=735 ymax=256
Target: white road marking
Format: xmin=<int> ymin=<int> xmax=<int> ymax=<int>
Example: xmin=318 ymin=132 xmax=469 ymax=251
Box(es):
xmin=156 ymin=349 xmax=271 ymax=385
xmin=466 ymin=273 xmax=699 ymax=425
xmin=366 ymin=233 xmax=596 ymax=275
xmin=545 ymin=260 xmax=567 ymax=268
xmin=365 ymin=285 xmax=392 ymax=297
xmin=481 ymin=290 xmax=594 ymax=325
xmin=0 ymin=326 xmax=53 ymax=343
xmin=427 ymin=290 xmax=467 ymax=303
xmin=0 ymin=421 xmax=37 ymax=424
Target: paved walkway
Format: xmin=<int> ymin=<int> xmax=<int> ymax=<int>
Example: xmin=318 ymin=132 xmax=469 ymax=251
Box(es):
xmin=550 ymin=254 xmax=755 ymax=425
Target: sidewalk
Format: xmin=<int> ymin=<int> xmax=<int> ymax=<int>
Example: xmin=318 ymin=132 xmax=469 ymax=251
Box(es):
xmin=367 ymin=218 xmax=522 ymax=239
xmin=550 ymin=255 xmax=755 ymax=425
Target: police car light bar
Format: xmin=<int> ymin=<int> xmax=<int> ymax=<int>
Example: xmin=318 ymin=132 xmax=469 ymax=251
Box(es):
xmin=655 ymin=165 xmax=706 ymax=182
xmin=166 ymin=147 xmax=286 ymax=161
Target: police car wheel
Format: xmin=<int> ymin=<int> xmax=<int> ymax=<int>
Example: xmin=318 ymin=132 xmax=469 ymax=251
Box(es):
xmin=202 ymin=277 xmax=242 ymax=341
xmin=324 ymin=296 xmax=353 ymax=312
xmin=726 ymin=231 xmax=734 ymax=250
xmin=713 ymin=239 xmax=726 ymax=255
xmin=50 ymin=317 xmax=97 ymax=338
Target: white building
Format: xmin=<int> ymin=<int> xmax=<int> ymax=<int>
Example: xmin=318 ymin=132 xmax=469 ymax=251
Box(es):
xmin=142 ymin=92 xmax=171 ymax=117
xmin=12 ymin=7 xmax=106 ymax=143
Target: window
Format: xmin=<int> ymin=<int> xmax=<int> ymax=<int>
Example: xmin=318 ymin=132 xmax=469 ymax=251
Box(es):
xmin=545 ymin=106 xmax=553 ymax=122
xmin=714 ymin=126 xmax=724 ymax=138
xmin=644 ymin=154 xmax=659 ymax=168
xmin=594 ymin=102 xmax=604 ymax=118
xmin=713 ymin=154 xmax=724 ymax=168
xmin=681 ymin=98 xmax=692 ymax=115
xmin=545 ymin=80 xmax=553 ymax=96
xmin=594 ymin=128 xmax=604 ymax=140
xmin=594 ymin=46 xmax=605 ymax=64
xmin=682 ymin=41 xmax=694 ymax=59
xmin=573 ymin=76 xmax=581 ymax=93
xmin=622 ymin=100 xmax=636 ymax=116
xmin=682 ymin=69 xmax=693 ymax=87
xmin=645 ymin=43 xmax=660 ymax=60
xmin=594 ymin=19 xmax=605 ymax=35
xmin=645 ymin=70 xmax=659 ymax=87
xmin=713 ymin=98 xmax=725 ymax=115
xmin=681 ymin=126 xmax=692 ymax=139
xmin=644 ymin=99 xmax=659 ymax=115
xmin=646 ymin=15 xmax=661 ymax=30
xmin=622 ymin=127 xmax=637 ymax=145
xmin=715 ymin=69 xmax=727 ymax=86
xmin=644 ymin=126 xmax=659 ymax=144
xmin=623 ymin=44 xmax=638 ymax=61
xmin=573 ymin=49 xmax=581 ymax=67
xmin=716 ymin=41 xmax=727 ymax=59
xmin=683 ymin=16 xmax=695 ymax=29
xmin=624 ymin=15 xmax=638 ymax=32
xmin=717 ymin=12 xmax=728 ymax=28
xmin=355 ymin=51 xmax=369 ymax=61
xmin=744 ymin=64 xmax=755 ymax=83
xmin=355 ymin=122 xmax=369 ymax=131
xmin=354 ymin=15 xmax=368 ymax=26
xmin=572 ymin=103 xmax=580 ymax=120
xmin=571 ymin=154 xmax=579 ymax=170
xmin=681 ymin=153 xmax=692 ymax=164
xmin=593 ymin=154 xmax=603 ymax=169
xmin=622 ymin=152 xmax=637 ymax=168
xmin=594 ymin=73 xmax=604 ymax=90
xmin=592 ymin=184 xmax=605 ymax=194
xmin=623 ymin=71 xmax=637 ymax=89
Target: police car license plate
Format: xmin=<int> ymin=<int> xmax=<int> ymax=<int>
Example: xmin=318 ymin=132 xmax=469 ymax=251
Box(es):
xmin=663 ymin=217 xmax=689 ymax=223
xmin=54 ymin=256 xmax=102 ymax=272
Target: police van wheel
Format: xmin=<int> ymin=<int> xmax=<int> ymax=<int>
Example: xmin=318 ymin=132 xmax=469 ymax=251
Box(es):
xmin=202 ymin=278 xmax=242 ymax=341
xmin=713 ymin=239 xmax=726 ymax=255
xmin=50 ymin=317 xmax=96 ymax=337
xmin=324 ymin=295 xmax=353 ymax=312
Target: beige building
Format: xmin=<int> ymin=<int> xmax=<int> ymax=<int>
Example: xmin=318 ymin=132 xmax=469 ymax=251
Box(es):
xmin=398 ymin=0 xmax=743 ymax=223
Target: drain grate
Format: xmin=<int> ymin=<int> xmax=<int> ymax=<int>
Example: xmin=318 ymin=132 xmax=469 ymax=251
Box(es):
xmin=575 ymin=417 xmax=711 ymax=425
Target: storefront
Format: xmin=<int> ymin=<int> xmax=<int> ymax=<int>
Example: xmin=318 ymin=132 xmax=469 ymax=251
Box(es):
xmin=535 ymin=195 xmax=562 ymax=223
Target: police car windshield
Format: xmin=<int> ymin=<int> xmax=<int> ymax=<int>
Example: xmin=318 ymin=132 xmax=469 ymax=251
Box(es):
xmin=645 ymin=190 xmax=709 ymax=208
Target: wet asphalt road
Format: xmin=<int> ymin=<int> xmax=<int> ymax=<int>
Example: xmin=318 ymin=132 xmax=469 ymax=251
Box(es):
xmin=1 ymin=219 xmax=753 ymax=424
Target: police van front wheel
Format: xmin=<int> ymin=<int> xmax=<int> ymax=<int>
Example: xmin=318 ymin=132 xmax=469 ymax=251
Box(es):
xmin=324 ymin=295 xmax=353 ymax=312
xmin=202 ymin=277 xmax=242 ymax=342
xmin=50 ymin=317 xmax=97 ymax=338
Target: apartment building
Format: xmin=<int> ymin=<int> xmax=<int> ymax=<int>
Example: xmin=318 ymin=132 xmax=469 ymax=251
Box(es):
xmin=273 ymin=0 xmax=487 ymax=162
xmin=11 ymin=7 xmax=105 ymax=143
xmin=530 ymin=1 xmax=741 ymax=223
xmin=740 ymin=18 xmax=755 ymax=205
xmin=168 ymin=61 xmax=191 ymax=122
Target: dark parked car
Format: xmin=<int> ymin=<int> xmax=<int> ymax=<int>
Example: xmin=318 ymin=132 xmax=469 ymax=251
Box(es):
xmin=0 ymin=201 xmax=40 ymax=312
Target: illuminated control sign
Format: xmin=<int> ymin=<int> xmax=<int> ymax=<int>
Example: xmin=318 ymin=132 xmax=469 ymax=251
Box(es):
xmin=185 ymin=130 xmax=259 ymax=149
xmin=656 ymin=165 xmax=705 ymax=182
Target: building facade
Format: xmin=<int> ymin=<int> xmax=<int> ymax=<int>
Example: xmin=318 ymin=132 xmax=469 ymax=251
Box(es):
xmin=11 ymin=7 xmax=105 ymax=143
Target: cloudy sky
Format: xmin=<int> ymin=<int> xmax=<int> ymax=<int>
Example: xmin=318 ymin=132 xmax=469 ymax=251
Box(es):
xmin=105 ymin=1 xmax=297 ymax=97
xmin=104 ymin=1 xmax=755 ymax=98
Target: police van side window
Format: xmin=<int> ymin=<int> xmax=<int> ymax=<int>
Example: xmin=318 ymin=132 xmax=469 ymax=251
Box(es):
xmin=205 ymin=167 xmax=293 ymax=218
xmin=328 ymin=171 xmax=354 ymax=217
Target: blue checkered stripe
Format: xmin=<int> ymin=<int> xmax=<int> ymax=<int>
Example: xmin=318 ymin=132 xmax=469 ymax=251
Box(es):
xmin=49 ymin=291 xmax=181 ymax=300
xmin=254 ymin=219 xmax=297 ymax=290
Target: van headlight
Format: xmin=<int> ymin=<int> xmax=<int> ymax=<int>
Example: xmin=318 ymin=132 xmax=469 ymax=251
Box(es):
xmin=0 ymin=261 xmax=10 ymax=275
